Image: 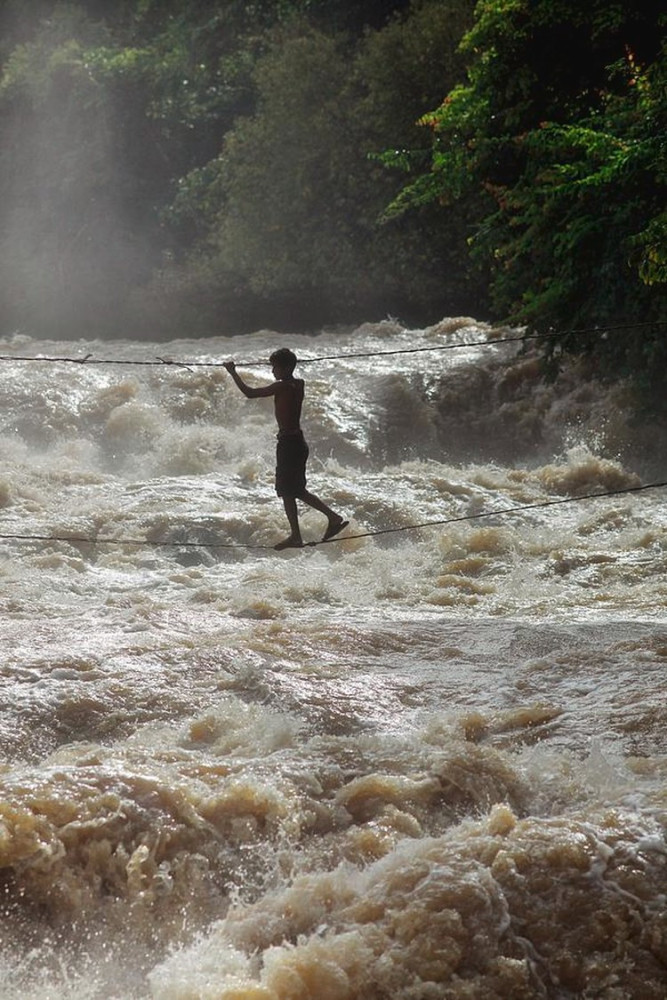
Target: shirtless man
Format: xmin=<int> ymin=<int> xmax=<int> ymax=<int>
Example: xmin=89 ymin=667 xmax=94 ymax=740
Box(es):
xmin=223 ymin=348 xmax=348 ymax=549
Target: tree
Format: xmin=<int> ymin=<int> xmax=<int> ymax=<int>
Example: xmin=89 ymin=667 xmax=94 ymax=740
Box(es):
xmin=383 ymin=0 xmax=667 ymax=400
xmin=152 ymin=0 xmax=477 ymax=332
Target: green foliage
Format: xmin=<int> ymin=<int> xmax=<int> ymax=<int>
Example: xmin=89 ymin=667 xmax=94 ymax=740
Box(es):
xmin=1 ymin=0 xmax=663 ymax=357
xmin=386 ymin=0 xmax=667 ymax=401
xmin=634 ymin=214 xmax=667 ymax=286
xmin=157 ymin=0 xmax=478 ymax=331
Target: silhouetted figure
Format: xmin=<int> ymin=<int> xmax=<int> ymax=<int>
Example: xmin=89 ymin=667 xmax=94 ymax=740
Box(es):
xmin=224 ymin=348 xmax=348 ymax=549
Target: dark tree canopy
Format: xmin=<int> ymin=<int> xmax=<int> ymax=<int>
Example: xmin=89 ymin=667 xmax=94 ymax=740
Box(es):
xmin=383 ymin=0 xmax=666 ymax=404
xmin=0 ymin=0 xmax=664 ymax=409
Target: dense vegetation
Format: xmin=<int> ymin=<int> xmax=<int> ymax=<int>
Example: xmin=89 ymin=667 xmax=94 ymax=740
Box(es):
xmin=0 ymin=0 xmax=664 ymax=397
xmin=385 ymin=0 xmax=667 ymax=401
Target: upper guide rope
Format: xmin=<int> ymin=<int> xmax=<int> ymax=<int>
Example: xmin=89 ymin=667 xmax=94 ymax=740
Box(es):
xmin=0 ymin=320 xmax=664 ymax=370
xmin=1 ymin=480 xmax=665 ymax=551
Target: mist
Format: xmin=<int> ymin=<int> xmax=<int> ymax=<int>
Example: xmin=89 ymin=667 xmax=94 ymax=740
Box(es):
xmin=0 ymin=0 xmax=479 ymax=341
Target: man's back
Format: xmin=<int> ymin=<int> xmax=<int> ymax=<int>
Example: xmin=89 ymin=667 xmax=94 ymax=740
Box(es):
xmin=274 ymin=377 xmax=304 ymax=434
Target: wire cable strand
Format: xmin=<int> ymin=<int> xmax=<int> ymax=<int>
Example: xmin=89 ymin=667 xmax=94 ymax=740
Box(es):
xmin=1 ymin=480 xmax=665 ymax=551
xmin=313 ymin=479 xmax=667 ymax=544
xmin=0 ymin=320 xmax=664 ymax=370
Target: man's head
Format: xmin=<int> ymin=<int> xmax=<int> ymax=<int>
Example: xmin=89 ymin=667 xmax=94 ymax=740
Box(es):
xmin=270 ymin=348 xmax=297 ymax=377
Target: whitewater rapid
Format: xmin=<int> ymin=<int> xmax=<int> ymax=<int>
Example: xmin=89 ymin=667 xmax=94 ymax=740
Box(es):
xmin=1 ymin=318 xmax=666 ymax=999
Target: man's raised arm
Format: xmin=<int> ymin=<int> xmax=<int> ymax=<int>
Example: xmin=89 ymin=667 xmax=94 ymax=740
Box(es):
xmin=223 ymin=361 xmax=277 ymax=398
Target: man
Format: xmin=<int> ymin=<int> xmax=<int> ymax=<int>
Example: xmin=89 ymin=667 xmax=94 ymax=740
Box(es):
xmin=224 ymin=348 xmax=348 ymax=550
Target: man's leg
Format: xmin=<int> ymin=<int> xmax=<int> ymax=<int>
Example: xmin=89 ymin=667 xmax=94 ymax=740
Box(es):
xmin=299 ymin=489 xmax=336 ymax=520
xmin=274 ymin=496 xmax=303 ymax=550
xmin=299 ymin=490 xmax=348 ymax=541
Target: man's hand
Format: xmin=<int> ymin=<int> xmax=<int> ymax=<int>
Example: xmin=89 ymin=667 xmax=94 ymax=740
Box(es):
xmin=223 ymin=360 xmax=236 ymax=374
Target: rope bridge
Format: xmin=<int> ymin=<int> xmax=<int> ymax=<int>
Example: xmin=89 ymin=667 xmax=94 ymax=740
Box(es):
xmin=1 ymin=319 xmax=664 ymax=551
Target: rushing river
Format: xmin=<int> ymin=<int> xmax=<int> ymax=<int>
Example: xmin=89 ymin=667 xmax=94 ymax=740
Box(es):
xmin=1 ymin=317 xmax=666 ymax=999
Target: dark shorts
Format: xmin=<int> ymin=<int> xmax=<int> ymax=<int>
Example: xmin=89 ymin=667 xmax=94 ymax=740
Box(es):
xmin=275 ymin=432 xmax=309 ymax=497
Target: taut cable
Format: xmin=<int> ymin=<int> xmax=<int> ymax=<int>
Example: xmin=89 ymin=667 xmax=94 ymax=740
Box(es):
xmin=0 ymin=320 xmax=664 ymax=370
xmin=1 ymin=480 xmax=665 ymax=551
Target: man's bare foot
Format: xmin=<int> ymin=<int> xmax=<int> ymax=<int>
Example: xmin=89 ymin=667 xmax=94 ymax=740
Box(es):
xmin=322 ymin=517 xmax=349 ymax=542
xmin=274 ymin=536 xmax=304 ymax=551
